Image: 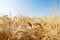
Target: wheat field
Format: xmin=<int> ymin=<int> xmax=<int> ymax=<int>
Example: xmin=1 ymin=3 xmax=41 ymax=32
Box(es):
xmin=0 ymin=16 xmax=60 ymax=40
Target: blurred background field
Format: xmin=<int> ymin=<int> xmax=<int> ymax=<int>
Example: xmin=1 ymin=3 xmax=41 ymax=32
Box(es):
xmin=0 ymin=16 xmax=60 ymax=40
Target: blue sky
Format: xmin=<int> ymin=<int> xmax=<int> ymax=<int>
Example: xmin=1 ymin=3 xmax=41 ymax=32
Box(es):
xmin=0 ymin=0 xmax=60 ymax=17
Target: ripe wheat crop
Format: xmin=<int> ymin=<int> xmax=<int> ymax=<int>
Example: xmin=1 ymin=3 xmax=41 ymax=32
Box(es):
xmin=0 ymin=16 xmax=60 ymax=40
